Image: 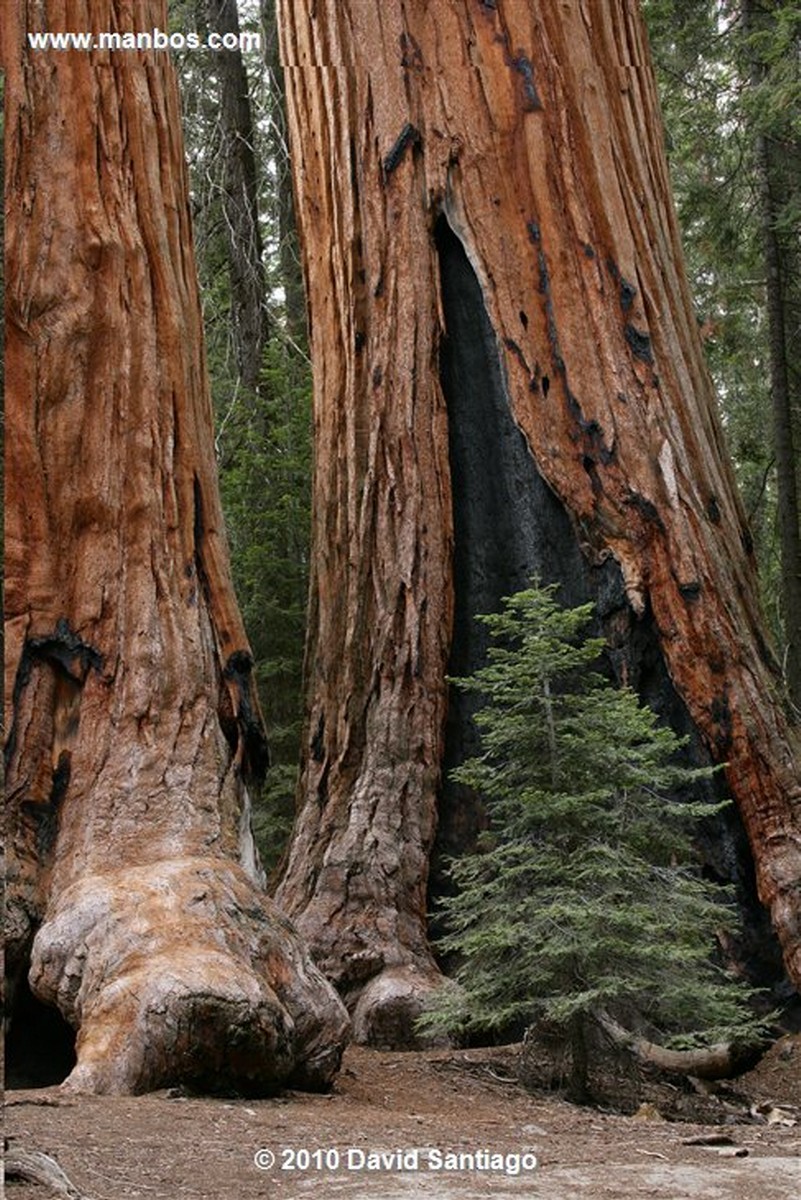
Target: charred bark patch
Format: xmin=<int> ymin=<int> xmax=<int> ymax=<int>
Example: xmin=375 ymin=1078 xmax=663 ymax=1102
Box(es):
xmin=6 ymin=624 xmax=99 ymax=770
xmin=193 ymin=473 xmax=206 ymax=550
xmin=311 ymin=711 xmax=326 ymax=764
xmin=583 ymin=456 xmax=604 ymax=497
xmin=191 ymin=473 xmax=218 ymax=618
xmin=382 ymin=123 xmax=421 ymax=177
xmin=546 ymin=301 xmax=565 ymax=376
xmin=21 ymin=750 xmax=73 ymax=859
xmin=711 ymin=690 xmax=734 ymax=752
xmin=606 ymin=258 xmax=638 ymax=313
xmin=399 ymin=32 xmax=424 ymax=71
xmin=510 ymin=52 xmax=542 ymax=112
xmin=624 ymin=489 xmax=665 ymax=532
xmin=533 ymin=241 xmax=565 ymax=377
xmin=503 ymin=337 xmax=530 ymax=375
xmin=624 ymin=323 xmax=654 ymax=363
xmin=537 ymin=249 xmax=550 ymax=296
xmin=349 ymin=137 xmax=360 ymax=197
xmin=224 ymin=650 xmax=270 ymax=781
xmin=619 ymin=278 xmax=637 ymax=313
xmin=567 ymin=391 xmax=614 ymax=464
xmin=436 ymin=210 xmax=582 ymax=628
xmin=22 ymin=804 xmax=59 ymax=860
xmin=25 ymin=619 xmax=103 ymax=682
xmin=49 ymin=750 xmax=72 ymax=813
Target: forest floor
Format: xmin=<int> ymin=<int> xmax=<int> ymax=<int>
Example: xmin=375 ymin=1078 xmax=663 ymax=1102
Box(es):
xmin=5 ymin=1034 xmax=800 ymax=1200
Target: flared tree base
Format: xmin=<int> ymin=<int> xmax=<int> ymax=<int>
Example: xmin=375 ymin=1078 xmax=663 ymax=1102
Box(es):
xmin=29 ymin=858 xmax=350 ymax=1096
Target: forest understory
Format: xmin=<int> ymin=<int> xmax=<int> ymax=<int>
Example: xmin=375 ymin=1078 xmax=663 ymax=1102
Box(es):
xmin=6 ymin=1036 xmax=801 ymax=1199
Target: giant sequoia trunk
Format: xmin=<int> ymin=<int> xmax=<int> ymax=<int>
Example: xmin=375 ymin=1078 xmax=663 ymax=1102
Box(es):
xmin=3 ymin=1 xmax=349 ymax=1093
xmin=261 ymin=0 xmax=307 ymax=344
xmin=206 ymin=0 xmax=268 ymax=394
xmin=277 ymin=0 xmax=801 ymax=1044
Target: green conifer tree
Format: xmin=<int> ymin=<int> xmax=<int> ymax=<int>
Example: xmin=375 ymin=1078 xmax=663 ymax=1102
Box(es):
xmin=422 ymin=584 xmax=765 ymax=1100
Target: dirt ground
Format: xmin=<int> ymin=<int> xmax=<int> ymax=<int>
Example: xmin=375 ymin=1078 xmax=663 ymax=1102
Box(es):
xmin=5 ymin=1035 xmax=800 ymax=1199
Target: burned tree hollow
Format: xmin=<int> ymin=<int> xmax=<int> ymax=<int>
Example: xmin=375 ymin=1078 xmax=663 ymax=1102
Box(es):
xmin=5 ymin=977 xmax=77 ymax=1089
xmin=432 ymin=216 xmax=787 ymax=1001
xmin=434 ymin=215 xmax=594 ymax=889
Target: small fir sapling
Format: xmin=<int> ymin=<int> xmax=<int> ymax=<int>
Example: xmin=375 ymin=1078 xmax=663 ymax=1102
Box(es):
xmin=420 ymin=582 xmax=768 ymax=1101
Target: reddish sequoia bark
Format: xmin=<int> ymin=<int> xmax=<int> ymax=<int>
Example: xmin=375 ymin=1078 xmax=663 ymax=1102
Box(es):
xmin=276 ymin=0 xmax=801 ymax=1043
xmin=3 ymin=1 xmax=349 ymax=1093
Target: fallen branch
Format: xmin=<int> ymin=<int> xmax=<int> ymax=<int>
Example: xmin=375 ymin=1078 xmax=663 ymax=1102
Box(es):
xmin=5 ymin=1147 xmax=89 ymax=1199
xmin=594 ymin=1011 xmax=745 ymax=1080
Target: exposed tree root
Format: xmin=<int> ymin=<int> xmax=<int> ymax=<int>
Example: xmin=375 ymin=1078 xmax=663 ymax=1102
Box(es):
xmin=594 ymin=1010 xmax=761 ymax=1081
xmin=350 ymin=964 xmax=451 ymax=1049
xmin=29 ymin=859 xmax=350 ymax=1096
